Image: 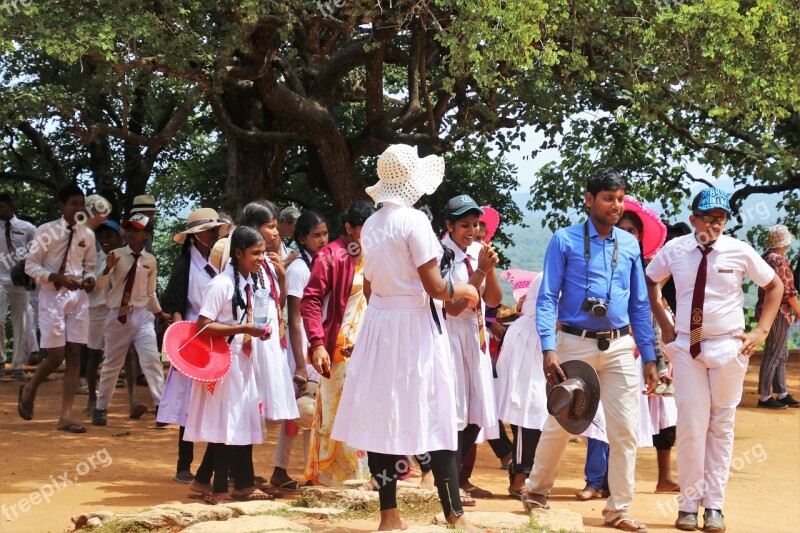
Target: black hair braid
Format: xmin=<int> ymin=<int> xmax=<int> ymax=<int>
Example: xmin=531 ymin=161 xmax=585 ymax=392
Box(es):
xmin=257 ymin=261 xmax=267 ymax=291
xmin=231 ymin=256 xmax=243 ymax=321
xmin=299 ymin=247 xmax=313 ymax=269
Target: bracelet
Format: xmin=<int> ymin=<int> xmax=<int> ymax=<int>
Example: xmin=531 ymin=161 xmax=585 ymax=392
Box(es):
xmin=476 ymin=268 xmax=487 ymax=275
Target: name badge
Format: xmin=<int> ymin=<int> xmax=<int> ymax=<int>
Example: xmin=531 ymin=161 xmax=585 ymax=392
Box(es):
xmin=142 ymin=264 xmax=151 ymax=270
xmin=717 ymin=269 xmax=734 ymax=274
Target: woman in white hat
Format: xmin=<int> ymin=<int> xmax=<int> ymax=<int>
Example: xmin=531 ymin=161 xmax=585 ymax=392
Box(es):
xmin=331 ymin=144 xmax=482 ymax=532
xmin=755 ymin=224 xmax=800 ymax=409
xmin=158 ymin=208 xmax=229 ymax=483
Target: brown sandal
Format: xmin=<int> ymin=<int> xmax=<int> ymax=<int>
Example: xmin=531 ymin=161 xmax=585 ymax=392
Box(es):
xmin=576 ymin=485 xmax=604 ymax=500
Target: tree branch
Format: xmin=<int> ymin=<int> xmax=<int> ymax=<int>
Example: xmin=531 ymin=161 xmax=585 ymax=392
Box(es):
xmin=208 ymin=92 xmax=303 ymax=144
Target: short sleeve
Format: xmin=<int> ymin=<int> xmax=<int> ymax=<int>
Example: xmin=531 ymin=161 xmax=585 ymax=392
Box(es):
xmin=407 ymin=211 xmax=442 ymax=268
xmin=742 ymin=243 xmax=778 ymax=288
xmin=198 ymin=276 xmax=231 ymax=323
xmin=646 ymin=243 xmax=672 ymax=283
xmin=286 ymin=261 xmax=310 ymax=299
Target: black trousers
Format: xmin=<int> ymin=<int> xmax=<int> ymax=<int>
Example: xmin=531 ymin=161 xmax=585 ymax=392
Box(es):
xmin=194 ymin=443 xmax=234 ymax=494
xmin=370 ymin=451 xmax=463 ymax=518
xmin=177 ymin=425 xmax=194 ymax=473
xmin=488 ymin=421 xmax=514 ymax=459
xmin=653 ymin=425 xmax=676 ymax=451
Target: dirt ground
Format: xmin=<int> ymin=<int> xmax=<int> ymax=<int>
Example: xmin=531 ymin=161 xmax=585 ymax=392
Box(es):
xmin=1 ymin=352 xmax=798 ymax=533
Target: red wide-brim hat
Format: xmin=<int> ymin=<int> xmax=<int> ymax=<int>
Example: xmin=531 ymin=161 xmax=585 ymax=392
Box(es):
xmin=500 ymin=269 xmax=539 ymax=302
xmin=623 ymin=197 xmax=667 ymax=260
xmin=162 ymin=321 xmax=231 ymax=382
xmin=479 ymin=206 xmax=500 ymax=242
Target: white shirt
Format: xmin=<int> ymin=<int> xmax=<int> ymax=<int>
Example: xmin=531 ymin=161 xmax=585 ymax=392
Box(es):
xmin=88 ymin=249 xmax=111 ymax=308
xmin=104 ymin=245 xmax=161 ymax=313
xmin=199 ymin=266 xmax=250 ymax=327
xmin=25 ymin=217 xmax=97 ymax=291
xmin=188 ymin=246 xmax=218 ymax=321
xmin=285 ymin=254 xmax=311 ymax=361
xmin=441 ymin=233 xmax=485 ymax=322
xmin=362 ymin=203 xmax=442 ymax=301
xmin=0 ymin=216 xmax=36 ymax=283
xmin=646 ymin=234 xmax=775 ymax=337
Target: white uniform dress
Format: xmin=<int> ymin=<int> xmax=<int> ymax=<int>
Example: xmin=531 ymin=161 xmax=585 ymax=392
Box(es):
xmin=494 ymin=274 xmax=547 ymax=430
xmin=184 ymin=267 xmax=263 ymax=445
xmin=284 ymin=255 xmax=321 ymax=381
xmin=157 ymin=247 xmax=218 ymax=426
xmin=254 ymin=259 xmax=299 ymax=421
xmin=332 ymin=204 xmax=458 ymax=455
xmin=441 ymin=234 xmax=499 ymax=439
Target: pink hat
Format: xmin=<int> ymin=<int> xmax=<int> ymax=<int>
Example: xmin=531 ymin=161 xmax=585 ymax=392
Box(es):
xmin=622 ymin=197 xmax=667 ymax=259
xmin=500 ymin=269 xmax=539 ymax=302
xmin=479 ymin=206 xmax=500 ymax=242
xmin=162 ymin=321 xmax=231 ymax=382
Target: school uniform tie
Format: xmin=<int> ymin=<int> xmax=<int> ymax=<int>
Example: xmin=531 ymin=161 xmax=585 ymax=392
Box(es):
xmin=265 ymin=264 xmax=287 ymax=349
xmin=53 ymin=225 xmax=74 ymax=290
xmin=203 ymin=264 xmax=217 ymax=278
xmin=689 ymin=245 xmax=714 ymax=358
xmin=242 ymin=283 xmax=253 ymax=356
xmin=117 ymin=252 xmax=141 ymax=324
xmin=5 ymin=221 xmax=12 ymax=254
xmin=464 ymin=255 xmax=487 ymax=353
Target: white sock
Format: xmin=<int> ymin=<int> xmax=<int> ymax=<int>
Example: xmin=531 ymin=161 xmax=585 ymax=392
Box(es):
xmin=759 ymin=395 xmax=771 ymax=402
xmin=777 ymin=393 xmax=788 ymax=400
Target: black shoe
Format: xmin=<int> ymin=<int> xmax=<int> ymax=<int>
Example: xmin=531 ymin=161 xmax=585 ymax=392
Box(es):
xmin=777 ymin=394 xmax=800 ymax=408
xmin=676 ymin=511 xmax=699 ymax=531
xmin=703 ymin=509 xmax=725 ymax=532
xmin=757 ymin=397 xmax=788 ymax=410
xmin=92 ymin=409 xmax=108 ymax=426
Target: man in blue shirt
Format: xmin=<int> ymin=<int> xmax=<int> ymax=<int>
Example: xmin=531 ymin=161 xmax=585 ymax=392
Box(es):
xmin=523 ymin=169 xmax=659 ymax=533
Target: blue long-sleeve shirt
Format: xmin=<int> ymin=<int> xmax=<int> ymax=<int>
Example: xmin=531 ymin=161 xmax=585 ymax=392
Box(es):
xmin=536 ymin=219 xmax=657 ymax=363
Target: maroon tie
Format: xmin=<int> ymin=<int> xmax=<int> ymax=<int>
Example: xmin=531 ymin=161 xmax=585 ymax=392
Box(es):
xmin=53 ymin=226 xmax=74 ymax=290
xmin=689 ymin=245 xmax=714 ymax=358
xmin=117 ymin=252 xmax=141 ymax=324
xmin=5 ymin=221 xmax=12 ymax=254
xmin=204 ymin=264 xmax=217 ymax=278
xmin=464 ymin=255 xmax=487 ymax=353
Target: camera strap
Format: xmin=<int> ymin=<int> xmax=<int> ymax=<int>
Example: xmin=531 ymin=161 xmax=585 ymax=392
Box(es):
xmin=583 ymin=220 xmax=618 ymax=304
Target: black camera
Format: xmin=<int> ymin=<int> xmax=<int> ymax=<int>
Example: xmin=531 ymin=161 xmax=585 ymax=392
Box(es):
xmin=581 ymin=297 xmax=608 ymax=318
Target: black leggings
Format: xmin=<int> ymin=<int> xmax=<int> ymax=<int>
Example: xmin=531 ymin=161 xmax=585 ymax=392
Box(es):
xmin=370 ymin=451 xmax=463 ymax=518
xmin=511 ymin=426 xmax=542 ymax=475
xmin=653 ymin=425 xmax=676 ymax=451
xmin=418 ymin=424 xmax=482 ymax=477
xmin=194 ymin=443 xmax=233 ymax=494
xmin=177 ymin=426 xmax=194 ymax=473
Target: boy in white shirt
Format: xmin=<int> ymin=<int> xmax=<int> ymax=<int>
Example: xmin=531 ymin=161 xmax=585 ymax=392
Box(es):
xmin=19 ymin=184 xmax=97 ymax=433
xmin=93 ymin=214 xmax=170 ymax=426
xmin=646 ymin=187 xmax=783 ymax=532
xmin=0 ymin=192 xmax=37 ymax=380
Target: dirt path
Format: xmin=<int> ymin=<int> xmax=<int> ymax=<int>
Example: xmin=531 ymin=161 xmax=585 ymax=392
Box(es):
xmin=1 ymin=352 xmax=797 ymax=532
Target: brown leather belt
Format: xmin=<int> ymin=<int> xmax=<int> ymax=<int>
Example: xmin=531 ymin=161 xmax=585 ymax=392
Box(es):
xmin=560 ymin=324 xmax=630 ymax=340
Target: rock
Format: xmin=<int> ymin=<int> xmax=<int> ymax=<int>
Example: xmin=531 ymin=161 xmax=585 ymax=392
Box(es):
xmin=287 ymin=506 xmax=345 ymax=518
xmin=182 ymin=514 xmax=311 ymax=532
xmin=301 ymin=486 xmax=379 ymax=509
xmin=222 ymin=500 xmax=288 ymax=516
xmin=435 ymin=509 xmax=584 ymax=532
xmin=528 ymin=508 xmax=585 ymax=532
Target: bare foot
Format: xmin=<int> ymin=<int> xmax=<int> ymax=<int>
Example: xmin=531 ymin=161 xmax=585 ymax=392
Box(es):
xmin=447 ymin=513 xmax=486 ymax=533
xmin=189 ymin=479 xmax=212 ymax=495
xmin=377 ymin=508 xmax=407 ymax=531
xmin=655 ymin=479 xmax=680 ymax=493
xmin=230 ymin=487 xmax=275 ymax=501
xmin=419 ymin=470 xmax=434 ymax=488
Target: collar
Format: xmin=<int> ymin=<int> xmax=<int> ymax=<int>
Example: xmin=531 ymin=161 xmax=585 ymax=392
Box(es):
xmin=189 ymin=245 xmax=213 ymax=270
xmin=586 ymin=218 xmax=615 ymax=241
xmin=124 ymin=245 xmax=145 ymax=256
xmin=442 ymin=233 xmax=482 ymax=262
xmin=3 ymin=215 xmax=17 ymax=224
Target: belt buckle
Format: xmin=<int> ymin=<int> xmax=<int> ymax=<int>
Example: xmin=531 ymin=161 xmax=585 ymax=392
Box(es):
xmin=596 ymin=330 xmax=613 ymax=340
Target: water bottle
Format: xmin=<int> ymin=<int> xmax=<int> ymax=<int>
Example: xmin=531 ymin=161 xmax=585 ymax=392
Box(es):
xmin=253 ymin=288 xmax=270 ymax=327
xmin=356 ymin=450 xmax=370 ymax=481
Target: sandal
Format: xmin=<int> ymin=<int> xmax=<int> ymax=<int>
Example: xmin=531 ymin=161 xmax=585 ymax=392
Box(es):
xmin=605 ymin=515 xmax=647 ymax=532
xmin=231 ymin=488 xmax=275 ymax=501
xmin=576 ymin=485 xmax=608 ymax=500
xmin=271 ymin=479 xmax=302 ymax=492
xmin=521 ymin=492 xmax=549 ymax=513
xmin=18 ymin=385 xmax=33 ymax=421
xmin=57 ymin=423 xmax=87 ymax=434
xmin=508 ymin=487 xmax=524 ymax=500
xmin=203 ymin=493 xmax=235 ymax=505
xmin=459 ymin=488 xmax=476 ymax=507
xmin=462 ymin=482 xmax=493 ymax=499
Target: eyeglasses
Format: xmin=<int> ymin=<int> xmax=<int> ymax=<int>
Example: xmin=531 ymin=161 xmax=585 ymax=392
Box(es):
xmin=694 ymin=213 xmax=729 ymax=225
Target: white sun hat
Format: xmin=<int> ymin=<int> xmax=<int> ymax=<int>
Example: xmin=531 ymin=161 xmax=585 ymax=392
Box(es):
xmin=365 ymin=144 xmax=445 ymax=207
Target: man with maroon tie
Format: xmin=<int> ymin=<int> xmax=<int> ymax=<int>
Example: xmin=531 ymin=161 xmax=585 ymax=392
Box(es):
xmin=646 ymin=187 xmax=783 ymax=532
xmin=93 ymin=214 xmax=170 ymax=427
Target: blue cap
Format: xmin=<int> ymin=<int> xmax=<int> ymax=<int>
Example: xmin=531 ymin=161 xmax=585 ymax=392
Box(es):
xmin=444 ymin=195 xmax=484 ymax=219
xmin=97 ymin=220 xmax=122 ymax=235
xmin=691 ymin=187 xmax=732 ymax=215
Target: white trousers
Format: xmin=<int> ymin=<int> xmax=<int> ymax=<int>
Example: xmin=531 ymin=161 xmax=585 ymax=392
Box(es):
xmin=97 ymin=307 xmax=165 ymax=411
xmin=526 ymin=331 xmax=639 ymax=523
xmin=666 ymin=335 xmax=746 ymax=513
xmin=274 ymin=423 xmax=311 ymax=470
xmin=0 ymin=282 xmax=29 ymax=370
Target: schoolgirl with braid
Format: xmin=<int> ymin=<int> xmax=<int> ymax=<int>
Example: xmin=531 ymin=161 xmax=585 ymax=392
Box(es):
xmin=184 ymin=226 xmax=273 ymax=504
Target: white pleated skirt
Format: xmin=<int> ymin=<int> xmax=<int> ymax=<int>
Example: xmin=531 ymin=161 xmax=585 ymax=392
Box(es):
xmin=254 ymin=327 xmax=299 ymax=421
xmin=331 ymin=295 xmax=458 ymax=455
xmin=494 ymin=317 xmax=548 ymax=430
xmin=184 ymin=338 xmax=263 ymax=446
xmin=156 ymin=366 xmax=192 ymax=426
